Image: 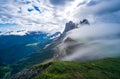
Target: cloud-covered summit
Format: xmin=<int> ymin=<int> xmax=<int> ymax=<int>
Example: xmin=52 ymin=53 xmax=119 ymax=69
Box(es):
xmin=0 ymin=0 xmax=120 ymax=35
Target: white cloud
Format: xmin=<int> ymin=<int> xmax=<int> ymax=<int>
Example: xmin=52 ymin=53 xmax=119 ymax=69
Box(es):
xmin=0 ymin=0 xmax=65 ymax=35
xmin=58 ymin=23 xmax=120 ymax=61
xmin=0 ymin=0 xmax=120 ymax=35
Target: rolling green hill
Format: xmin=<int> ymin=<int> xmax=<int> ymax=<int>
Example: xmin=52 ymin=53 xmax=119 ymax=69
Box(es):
xmin=34 ymin=58 xmax=120 ymax=79
xmin=11 ymin=57 xmax=120 ymax=79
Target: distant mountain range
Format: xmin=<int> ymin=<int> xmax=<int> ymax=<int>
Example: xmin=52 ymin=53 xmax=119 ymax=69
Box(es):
xmin=0 ymin=31 xmax=60 ymax=64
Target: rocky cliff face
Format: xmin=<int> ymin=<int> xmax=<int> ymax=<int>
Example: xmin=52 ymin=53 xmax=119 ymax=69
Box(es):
xmin=54 ymin=19 xmax=90 ymax=60
xmin=63 ymin=21 xmax=76 ymax=34
xmin=61 ymin=19 xmax=89 ymax=37
xmin=80 ymin=19 xmax=89 ymax=25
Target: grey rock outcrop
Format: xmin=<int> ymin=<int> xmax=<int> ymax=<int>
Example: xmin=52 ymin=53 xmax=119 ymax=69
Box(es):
xmin=80 ymin=19 xmax=89 ymax=25
xmin=63 ymin=21 xmax=76 ymax=34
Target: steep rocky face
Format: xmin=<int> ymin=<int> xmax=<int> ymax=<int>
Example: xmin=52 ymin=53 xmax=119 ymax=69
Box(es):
xmin=63 ymin=21 xmax=76 ymax=32
xmin=62 ymin=21 xmax=76 ymax=36
xmin=61 ymin=19 xmax=89 ymax=37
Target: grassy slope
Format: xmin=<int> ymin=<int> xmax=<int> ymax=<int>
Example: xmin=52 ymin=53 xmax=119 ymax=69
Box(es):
xmin=34 ymin=58 xmax=120 ymax=79
xmin=0 ymin=65 xmax=10 ymax=79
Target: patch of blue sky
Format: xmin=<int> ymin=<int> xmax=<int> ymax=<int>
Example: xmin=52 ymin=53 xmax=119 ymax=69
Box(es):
xmin=19 ymin=1 xmax=31 ymax=5
xmin=25 ymin=1 xmax=31 ymax=4
xmin=50 ymin=0 xmax=65 ymax=5
xmin=87 ymin=0 xmax=100 ymax=6
xmin=28 ymin=8 xmax=34 ymax=12
xmin=0 ymin=24 xmax=18 ymax=27
xmin=50 ymin=0 xmax=73 ymax=6
xmin=33 ymin=5 xmax=41 ymax=13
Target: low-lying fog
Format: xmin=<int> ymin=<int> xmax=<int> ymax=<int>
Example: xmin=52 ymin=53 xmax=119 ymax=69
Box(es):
xmin=58 ymin=23 xmax=120 ymax=61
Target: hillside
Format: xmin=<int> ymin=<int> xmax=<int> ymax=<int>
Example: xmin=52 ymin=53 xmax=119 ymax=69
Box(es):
xmin=0 ymin=31 xmax=60 ymax=64
xmin=12 ymin=57 xmax=120 ymax=79
xmin=0 ymin=65 xmax=10 ymax=79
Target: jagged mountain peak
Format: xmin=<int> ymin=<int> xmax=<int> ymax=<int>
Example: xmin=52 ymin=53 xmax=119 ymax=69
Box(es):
xmin=62 ymin=19 xmax=90 ymax=35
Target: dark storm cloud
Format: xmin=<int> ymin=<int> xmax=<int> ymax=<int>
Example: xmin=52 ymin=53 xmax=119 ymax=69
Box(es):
xmin=49 ymin=0 xmax=73 ymax=6
xmin=75 ymin=0 xmax=120 ymax=23
xmin=88 ymin=0 xmax=120 ymax=15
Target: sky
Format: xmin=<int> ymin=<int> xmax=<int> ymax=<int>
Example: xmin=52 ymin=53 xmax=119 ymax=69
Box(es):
xmin=0 ymin=0 xmax=120 ymax=35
